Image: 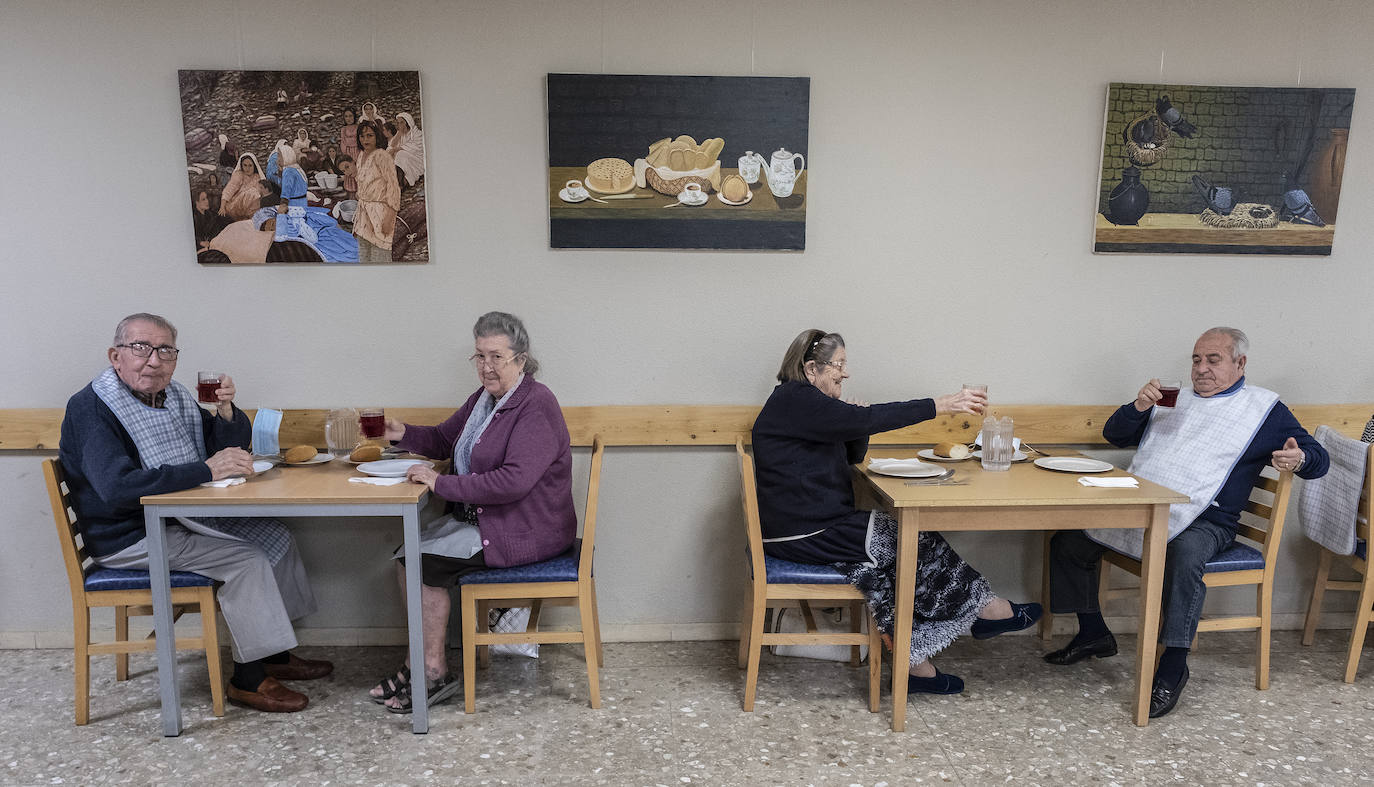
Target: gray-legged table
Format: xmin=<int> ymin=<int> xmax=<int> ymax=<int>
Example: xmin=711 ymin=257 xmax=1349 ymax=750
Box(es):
xmin=141 ymin=459 xmax=431 ymax=735
xmin=857 ymin=450 xmax=1187 ymax=731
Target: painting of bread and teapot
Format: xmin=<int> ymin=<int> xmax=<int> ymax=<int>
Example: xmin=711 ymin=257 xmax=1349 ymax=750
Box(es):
xmin=546 ymin=73 xmax=809 ymax=250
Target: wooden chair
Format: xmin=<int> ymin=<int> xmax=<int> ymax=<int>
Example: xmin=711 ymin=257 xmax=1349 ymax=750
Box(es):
xmin=1091 ymin=470 xmax=1294 ymax=689
xmin=457 ymin=437 xmax=606 ymax=713
xmin=1300 ymin=441 xmax=1374 ymax=682
xmin=736 ymin=440 xmax=882 ymax=712
xmin=45 ymin=458 xmax=225 ymax=724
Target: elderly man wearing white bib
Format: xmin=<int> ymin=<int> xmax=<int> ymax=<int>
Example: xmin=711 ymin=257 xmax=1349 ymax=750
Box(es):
xmin=58 ymin=313 xmax=333 ymax=714
xmin=1043 ymin=327 xmax=1328 ymax=718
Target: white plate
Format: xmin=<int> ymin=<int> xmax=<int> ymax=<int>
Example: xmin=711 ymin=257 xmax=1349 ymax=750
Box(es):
xmin=717 ymin=189 xmax=753 ymax=206
xmin=357 ymin=459 xmax=434 ymax=478
xmin=971 ymin=450 xmax=1029 ymax=462
xmin=1034 ymin=456 xmax=1115 ymax=474
xmin=341 ymin=452 xmax=410 ymax=465
xmin=282 ymin=452 xmax=333 ymax=466
xmin=867 ymin=459 xmax=945 ymax=478
xmin=917 ymin=448 xmax=970 ymax=463
xmin=558 ymin=188 xmax=588 ymax=203
xmin=252 ymin=460 xmax=275 ymax=474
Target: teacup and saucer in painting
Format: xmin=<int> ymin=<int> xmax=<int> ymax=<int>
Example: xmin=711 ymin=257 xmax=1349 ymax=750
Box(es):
xmin=559 ymin=179 xmax=590 ymax=203
xmin=677 ymin=182 xmax=708 ymax=206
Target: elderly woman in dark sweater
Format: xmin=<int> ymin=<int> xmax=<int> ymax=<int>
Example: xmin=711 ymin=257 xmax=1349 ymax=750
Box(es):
xmin=752 ymin=329 xmax=1041 ymax=694
xmin=368 ymin=311 xmax=576 ymax=712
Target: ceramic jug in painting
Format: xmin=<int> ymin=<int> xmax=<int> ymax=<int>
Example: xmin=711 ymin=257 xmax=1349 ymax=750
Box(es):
xmin=755 ymin=148 xmax=805 ymax=198
xmin=738 ymin=151 xmax=761 ymax=184
xmin=1107 ymin=166 xmax=1149 ymax=225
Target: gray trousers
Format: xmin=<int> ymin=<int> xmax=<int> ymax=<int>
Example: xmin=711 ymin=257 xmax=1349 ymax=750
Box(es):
xmin=1048 ymin=521 xmax=1234 ymax=648
xmin=97 ymin=522 xmax=317 ymax=662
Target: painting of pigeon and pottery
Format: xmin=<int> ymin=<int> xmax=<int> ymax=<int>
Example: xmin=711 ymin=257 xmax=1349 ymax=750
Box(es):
xmin=180 ymin=70 xmax=429 ymax=265
xmin=1094 ymin=82 xmax=1354 ymax=256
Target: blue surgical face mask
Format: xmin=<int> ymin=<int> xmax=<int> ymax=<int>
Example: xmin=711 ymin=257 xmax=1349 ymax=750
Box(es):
xmin=252 ymin=408 xmax=283 ymax=456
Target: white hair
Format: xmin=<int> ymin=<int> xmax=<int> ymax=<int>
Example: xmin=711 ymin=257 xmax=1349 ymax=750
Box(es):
xmin=1203 ymin=326 xmax=1249 ymax=360
xmin=114 ymin=313 xmax=177 ymax=345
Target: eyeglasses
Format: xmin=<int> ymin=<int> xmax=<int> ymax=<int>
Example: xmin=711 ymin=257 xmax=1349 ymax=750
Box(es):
xmin=820 ymin=360 xmax=847 ymax=372
xmin=469 ymin=352 xmax=520 ymax=371
xmin=116 ymin=342 xmax=180 ymax=360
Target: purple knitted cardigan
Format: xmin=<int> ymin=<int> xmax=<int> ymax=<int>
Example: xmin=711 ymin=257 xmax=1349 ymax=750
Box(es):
xmin=396 ymin=376 xmax=576 ymax=567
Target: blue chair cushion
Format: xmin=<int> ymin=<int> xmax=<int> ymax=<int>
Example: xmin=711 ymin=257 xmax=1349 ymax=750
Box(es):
xmin=460 ymin=540 xmax=580 ymax=585
xmin=1204 ymin=542 xmax=1265 ymax=573
xmin=84 ymin=567 xmax=215 ymax=592
xmin=764 ymin=555 xmax=850 ymax=584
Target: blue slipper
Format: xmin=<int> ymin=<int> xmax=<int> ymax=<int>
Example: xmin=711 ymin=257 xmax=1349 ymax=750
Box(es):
xmin=970 ymin=602 xmax=1043 ymax=640
xmin=908 ymin=670 xmax=964 ymax=695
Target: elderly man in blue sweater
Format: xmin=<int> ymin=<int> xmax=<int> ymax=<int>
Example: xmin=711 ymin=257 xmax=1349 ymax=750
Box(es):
xmin=1043 ymin=327 xmax=1328 ymax=718
xmin=59 ymin=313 xmax=331 ymax=713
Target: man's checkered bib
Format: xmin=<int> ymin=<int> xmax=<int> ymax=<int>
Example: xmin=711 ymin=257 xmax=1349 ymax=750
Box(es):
xmin=91 ymin=367 xmax=291 ymax=565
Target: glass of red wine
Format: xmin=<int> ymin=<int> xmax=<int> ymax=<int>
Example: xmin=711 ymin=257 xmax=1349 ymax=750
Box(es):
xmin=359 ymin=408 xmax=386 ymax=439
xmin=1157 ymin=379 xmax=1182 ymax=408
xmin=197 ymin=371 xmax=222 ymax=404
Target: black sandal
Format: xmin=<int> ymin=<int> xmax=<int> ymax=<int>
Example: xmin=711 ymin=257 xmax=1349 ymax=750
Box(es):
xmin=368 ymin=665 xmax=410 ymax=704
xmin=385 ymin=673 xmax=461 ymax=714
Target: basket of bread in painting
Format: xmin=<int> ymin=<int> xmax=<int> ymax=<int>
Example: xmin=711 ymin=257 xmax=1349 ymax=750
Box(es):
xmin=633 ymin=136 xmax=724 ymax=195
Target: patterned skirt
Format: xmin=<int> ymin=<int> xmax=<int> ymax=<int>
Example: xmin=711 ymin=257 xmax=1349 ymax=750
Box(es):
xmin=835 ymin=512 xmax=993 ymax=665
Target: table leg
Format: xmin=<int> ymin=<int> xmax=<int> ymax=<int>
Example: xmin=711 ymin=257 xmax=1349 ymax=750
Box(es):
xmin=1133 ymin=503 xmax=1169 ymax=725
xmin=402 ymin=503 xmax=428 ymax=733
xmin=890 ymin=508 xmax=921 ymax=732
xmin=143 ymin=507 xmax=182 ymax=737
xmin=1039 ymin=531 xmax=1055 ymax=641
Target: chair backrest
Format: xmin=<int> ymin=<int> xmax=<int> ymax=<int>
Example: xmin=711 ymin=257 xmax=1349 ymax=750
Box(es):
xmin=1358 ymin=442 xmax=1374 ymax=543
xmin=1235 ymin=469 xmax=1296 ymax=567
xmin=736 ymin=439 xmax=768 ymax=584
xmin=43 ymin=458 xmax=89 ymax=600
xmin=577 ymin=436 xmax=605 ymax=580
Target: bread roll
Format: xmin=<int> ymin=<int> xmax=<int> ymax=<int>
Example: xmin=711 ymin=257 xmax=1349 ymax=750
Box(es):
xmin=933 ymin=442 xmax=971 ymax=459
xmin=350 ymin=445 xmax=383 ymax=462
xmin=284 ymin=445 xmax=318 ymax=463
xmin=721 ymin=174 xmax=748 ymax=202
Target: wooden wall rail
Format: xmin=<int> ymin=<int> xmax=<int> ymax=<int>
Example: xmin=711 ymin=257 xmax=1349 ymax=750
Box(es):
xmin=3 ymin=404 xmax=1370 ymax=451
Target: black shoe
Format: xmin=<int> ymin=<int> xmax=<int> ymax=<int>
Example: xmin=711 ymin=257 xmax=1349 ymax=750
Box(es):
xmin=907 ymin=670 xmax=964 ymax=696
xmin=971 ymin=602 xmax=1043 ymax=640
xmin=1149 ymin=665 xmax=1189 ymax=718
xmin=1043 ymin=632 xmax=1118 ymax=665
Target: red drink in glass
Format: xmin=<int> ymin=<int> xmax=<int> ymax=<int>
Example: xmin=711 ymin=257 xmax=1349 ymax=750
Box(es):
xmin=196 ymin=372 xmax=222 ymax=404
xmin=360 ymin=410 xmax=385 ymax=438
xmin=1157 ymin=378 xmax=1182 ymax=408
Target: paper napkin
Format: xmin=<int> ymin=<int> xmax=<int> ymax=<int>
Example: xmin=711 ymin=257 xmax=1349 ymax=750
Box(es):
xmin=1078 ymin=477 xmax=1139 ymax=488
xmin=200 ymin=477 xmax=247 ymax=488
xmin=349 ymin=476 xmax=406 ymax=486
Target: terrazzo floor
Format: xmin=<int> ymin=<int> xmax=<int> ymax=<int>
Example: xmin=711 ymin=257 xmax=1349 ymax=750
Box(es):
xmin=2 ymin=630 xmax=1373 ymax=785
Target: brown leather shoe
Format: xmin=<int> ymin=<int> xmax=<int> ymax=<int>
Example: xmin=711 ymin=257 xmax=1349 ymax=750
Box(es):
xmin=227 ymin=676 xmax=309 ymax=713
xmin=263 ymin=652 xmax=334 ymax=681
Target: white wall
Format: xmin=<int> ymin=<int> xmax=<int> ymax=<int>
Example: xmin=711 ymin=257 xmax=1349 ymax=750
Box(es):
xmin=3 ymin=0 xmax=1372 ymax=645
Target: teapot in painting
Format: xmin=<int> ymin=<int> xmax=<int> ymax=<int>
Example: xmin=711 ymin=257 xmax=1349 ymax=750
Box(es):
xmin=752 ymin=148 xmax=805 ymax=198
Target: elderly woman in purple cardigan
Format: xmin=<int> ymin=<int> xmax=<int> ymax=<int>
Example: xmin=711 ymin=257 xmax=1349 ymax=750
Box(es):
xmin=368 ymin=311 xmax=576 ymax=712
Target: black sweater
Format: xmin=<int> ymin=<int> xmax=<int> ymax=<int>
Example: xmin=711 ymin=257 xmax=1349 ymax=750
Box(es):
xmin=751 ymin=381 xmax=935 ymax=562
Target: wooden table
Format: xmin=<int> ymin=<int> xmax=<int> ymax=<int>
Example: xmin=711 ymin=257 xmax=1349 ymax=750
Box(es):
xmin=140 ymin=459 xmax=431 ymax=735
xmin=857 ymin=451 xmax=1187 ymax=731
xmin=1094 ymin=212 xmax=1335 ymax=255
